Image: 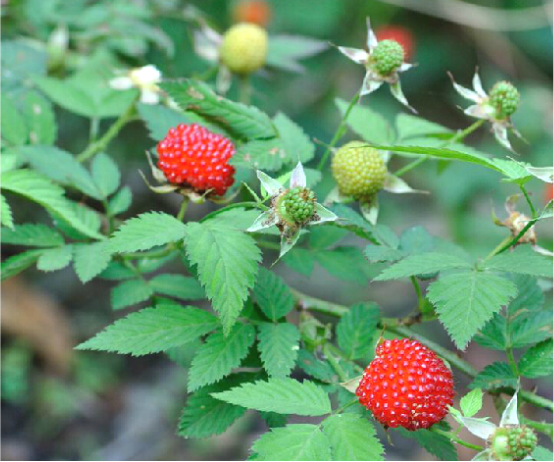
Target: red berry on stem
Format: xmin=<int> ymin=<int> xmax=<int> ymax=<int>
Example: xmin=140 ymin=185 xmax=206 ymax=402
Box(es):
xmin=356 ymin=338 xmax=454 ymax=431
xmin=157 ymin=124 xmax=236 ymax=196
xmin=376 ymin=26 xmax=415 ymax=61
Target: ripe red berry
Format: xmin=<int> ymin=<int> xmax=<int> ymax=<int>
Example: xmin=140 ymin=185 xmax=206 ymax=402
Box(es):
xmin=157 ymin=124 xmax=236 ymax=196
xmin=375 ymin=26 xmax=415 ymax=61
xmin=232 ymin=0 xmax=272 ymax=27
xmin=356 ymin=338 xmax=454 ymax=431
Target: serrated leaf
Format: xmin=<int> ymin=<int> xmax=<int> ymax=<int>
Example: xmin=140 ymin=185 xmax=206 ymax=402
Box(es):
xmin=399 ymin=226 xmax=434 ymax=254
xmin=428 ymin=270 xmax=517 ymax=349
xmin=111 ymin=279 xmax=154 ymax=310
xmin=470 ymin=362 xmax=517 ymax=391
xmin=73 ymin=241 xmax=112 ymax=283
xmin=460 ymin=389 xmax=483 ymax=417
xmin=1 ymin=92 xmax=28 ymax=145
xmin=1 ymin=169 xmax=103 ymax=239
xmin=22 ymin=91 xmax=57 ymax=145
xmin=474 ymin=314 xmax=507 ymax=350
xmin=185 ymin=220 xmax=261 ymax=333
xmin=508 ymin=275 xmax=545 ymax=317
xmin=137 ymin=103 xmax=192 ymax=140
xmin=336 ymin=98 xmax=394 ymax=145
xmin=211 ymin=378 xmax=331 ymax=416
xmin=109 ymin=186 xmax=132 ymax=216
xmin=518 ymin=339 xmax=553 ymax=378
xmin=282 ymin=248 xmax=315 ymax=276
xmin=257 ymin=323 xmax=300 ymax=378
xmin=1 ymin=249 xmax=44 ymax=280
xmin=1 ymin=224 xmax=64 ymax=247
xmin=231 ymin=139 xmax=286 ymax=171
xmin=296 ymin=349 xmax=336 ymax=382
xmin=253 ymin=268 xmax=294 ymax=321
xmin=484 ymin=246 xmax=553 ymax=278
xmin=0 ymin=194 xmax=14 ymax=229
xmin=91 ymin=152 xmax=120 ymax=198
xmin=148 ymin=273 xmax=205 ymax=300
xmin=77 ymin=304 xmax=218 ymax=355
xmin=532 ymin=446 xmax=554 ymax=461
xmin=259 ymin=411 xmax=287 ymax=428
xmin=35 ymin=76 xmax=97 ymax=118
xmin=364 ymin=245 xmax=404 ymax=263
xmin=36 ymin=245 xmax=73 ymax=271
xmin=316 ymin=246 xmax=370 ymax=283
xmin=109 ymin=212 xmax=187 ymax=253
xmin=510 ymin=310 xmax=553 ymax=348
xmin=273 ymin=112 xmax=315 ymax=164
xmin=188 ymin=324 xmax=256 ymax=391
xmin=51 ymin=199 xmax=102 ymax=241
xmin=337 ymin=303 xmax=380 ymax=360
xmin=160 ymin=80 xmax=275 ymax=140
xmin=395 ymin=113 xmax=451 ymax=140
xmin=251 ymin=424 xmax=332 ymax=461
xmin=375 ymin=253 xmax=471 ymax=281
xmin=322 ymin=414 xmax=384 ymax=461
xmin=398 ymin=423 xmax=457 ymax=461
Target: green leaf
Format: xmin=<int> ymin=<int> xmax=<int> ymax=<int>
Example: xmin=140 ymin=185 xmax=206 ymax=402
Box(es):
xmin=308 ymin=227 xmax=348 ymax=250
xmin=364 ymin=245 xmax=404 ymax=263
xmin=484 ymin=246 xmax=553 ymax=278
xmin=73 ymin=241 xmax=112 ymax=283
xmin=296 ymin=349 xmax=336 ymax=382
xmin=178 ymin=379 xmax=248 ymax=439
xmin=532 ymin=446 xmax=554 ymax=461
xmin=470 ymin=362 xmax=517 ymax=391
xmin=17 ymin=145 xmax=101 ymax=199
xmin=137 ymin=102 xmax=191 ymax=140
xmin=109 ymin=212 xmax=187 ymax=253
xmin=1 ymin=92 xmax=28 ymax=145
xmin=460 ymin=389 xmax=484 ymax=417
xmin=253 ymin=268 xmax=294 ymax=321
xmin=510 ymin=310 xmax=553 ymax=348
xmin=35 ymin=76 xmax=97 ymax=118
xmin=282 ymin=248 xmax=315 ymax=276
xmin=36 ymin=245 xmax=73 ymax=272
xmin=266 ymin=35 xmax=327 ymax=72
xmin=273 ymin=112 xmax=315 ymax=164
xmin=323 ymin=414 xmax=384 ymax=461
xmin=184 ymin=221 xmax=261 ymax=334
xmin=508 ymin=275 xmax=545 ymax=317
xmin=251 ymin=424 xmax=332 ymax=461
xmin=399 ymin=226 xmax=434 ymax=255
xmin=398 ymin=424 xmax=457 ymax=461
xmin=395 ymin=113 xmax=451 ymax=140
xmin=337 ymin=303 xmax=380 ymax=360
xmin=22 ymin=91 xmax=57 ymax=145
xmin=428 ymin=270 xmax=517 ymax=349
xmin=375 ymin=253 xmax=471 ymax=281
xmin=77 ymin=304 xmax=218 ymax=356
xmin=257 ymin=323 xmax=300 ymax=378
xmin=0 ymin=194 xmax=14 ymax=229
xmin=1 ymin=249 xmax=43 ymax=280
xmin=211 ymin=378 xmax=331 ymax=416
xmin=336 ymin=98 xmax=394 ymax=145
xmin=231 ymin=139 xmax=286 ymax=171
xmin=148 ymin=274 xmax=205 ymax=300
xmin=518 ymin=339 xmax=553 ymax=378
xmin=160 ymin=80 xmax=275 ymax=140
xmin=1 ymin=169 xmax=103 ymax=239
xmin=91 ymin=152 xmax=120 ymax=198
xmin=474 ymin=314 xmax=507 ymax=350
xmin=1 ymin=224 xmax=64 ymax=247
xmin=188 ymin=323 xmax=256 ymax=391
xmin=109 ymin=186 xmax=132 ymax=216
xmin=111 ymin=279 xmax=154 ymax=310
xmin=316 ymin=246 xmax=370 ymax=283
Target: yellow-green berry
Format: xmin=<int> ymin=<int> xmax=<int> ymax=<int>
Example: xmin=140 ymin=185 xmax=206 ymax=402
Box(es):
xmin=490 ymin=426 xmax=537 ymax=461
xmin=370 ymin=39 xmax=404 ymax=76
xmin=331 ymin=141 xmax=388 ymax=199
xmin=489 ymin=81 xmax=520 ymax=119
xmin=276 ymin=187 xmax=316 ymax=226
xmin=219 ymin=23 xmax=268 ymax=74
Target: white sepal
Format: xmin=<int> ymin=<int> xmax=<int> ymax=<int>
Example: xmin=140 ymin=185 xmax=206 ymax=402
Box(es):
xmin=383 ymin=174 xmax=428 ymax=194
xmin=340 ymin=375 xmax=363 ymax=394
xmin=247 ymin=210 xmax=278 ymax=233
xmin=311 ymin=203 xmax=338 ymax=225
xmin=525 ymin=165 xmax=554 ymax=183
xmin=360 ymin=195 xmax=379 ymax=225
xmin=256 ymin=170 xmax=283 ymax=197
xmin=390 ymin=81 xmax=417 ymax=114
xmin=499 ymin=388 xmax=519 ymax=427
xmin=452 ymin=80 xmax=481 ymax=103
xmin=279 ymin=229 xmax=301 ymax=259
xmin=361 ymin=72 xmax=383 ymax=96
xmin=460 ymin=416 xmax=498 ymax=440
xmin=289 ymin=162 xmax=307 ymax=188
xmin=337 ymin=46 xmax=369 ymax=65
xmin=366 ymin=17 xmax=378 ymax=50
xmin=472 ymin=72 xmax=487 ymax=98
xmin=492 ymin=122 xmax=513 ymax=152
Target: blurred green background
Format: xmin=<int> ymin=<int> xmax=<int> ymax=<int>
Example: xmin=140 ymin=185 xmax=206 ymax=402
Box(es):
xmin=1 ymin=0 xmax=552 ymax=460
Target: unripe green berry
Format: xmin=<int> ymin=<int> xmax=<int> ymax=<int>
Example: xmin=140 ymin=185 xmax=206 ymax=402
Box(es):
xmin=490 ymin=426 xmax=537 ymax=461
xmin=489 ymin=81 xmax=520 ymax=119
xmin=219 ymin=23 xmax=268 ymax=74
xmin=370 ymin=39 xmax=405 ymax=76
xmin=276 ymin=187 xmax=316 ymax=226
xmin=331 ymin=141 xmax=388 ymax=199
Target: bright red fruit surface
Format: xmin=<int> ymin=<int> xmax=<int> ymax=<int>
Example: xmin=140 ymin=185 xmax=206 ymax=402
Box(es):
xmin=232 ymin=0 xmax=272 ymax=27
xmin=157 ymin=124 xmax=236 ymax=196
xmin=356 ymin=338 xmax=454 ymax=431
xmin=375 ymin=26 xmax=415 ymax=61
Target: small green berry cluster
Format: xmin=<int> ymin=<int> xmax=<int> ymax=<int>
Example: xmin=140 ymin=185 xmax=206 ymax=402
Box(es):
xmin=370 ymin=39 xmax=405 ymax=76
xmin=489 ymin=81 xmax=520 ymax=119
xmin=491 ymin=426 xmax=537 ymax=461
xmin=277 ymin=187 xmax=316 ymax=226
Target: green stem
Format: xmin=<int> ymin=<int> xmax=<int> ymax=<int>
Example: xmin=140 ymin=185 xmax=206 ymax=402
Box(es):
xmin=239 ymin=75 xmax=251 ymax=105
xmin=519 ymin=184 xmax=537 ymax=218
xmin=323 ymin=343 xmax=349 ymax=382
xmin=89 ymin=117 xmax=100 ymax=143
xmin=199 ymin=201 xmax=267 ymax=223
xmin=256 ymin=240 xmax=280 ymax=250
xmin=331 ymin=398 xmax=359 ymax=416
xmin=317 ymin=92 xmax=360 ymax=171
xmin=484 ymin=236 xmax=514 ymax=260
xmin=177 ymin=198 xmax=189 ymax=221
xmin=77 ymin=103 xmax=137 ymax=162
xmin=102 ymin=198 xmax=115 ymax=235
xmin=430 ymin=426 xmax=485 ymax=451
xmin=410 ymin=276 xmax=425 ymax=311
xmin=520 ymin=417 xmax=554 ymax=439
xmin=394 ymin=157 xmax=428 ymax=177
xmin=506 ymin=346 xmax=519 ymax=377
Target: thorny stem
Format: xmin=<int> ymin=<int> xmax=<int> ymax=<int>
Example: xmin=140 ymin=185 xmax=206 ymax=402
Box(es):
xmin=317 ymin=92 xmax=360 ymax=171
xmin=519 ymin=184 xmax=537 ymax=218
xmin=430 ymin=427 xmax=485 ymax=451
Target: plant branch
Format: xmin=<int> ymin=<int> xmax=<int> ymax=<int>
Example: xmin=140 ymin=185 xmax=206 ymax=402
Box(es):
xmin=519 ymin=184 xmax=537 ymax=218
xmin=430 ymin=426 xmax=485 ymax=451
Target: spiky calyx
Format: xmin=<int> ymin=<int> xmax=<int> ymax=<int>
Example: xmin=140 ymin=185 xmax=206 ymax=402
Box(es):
xmin=489 ymin=81 xmax=520 ymax=119
xmin=370 ymin=39 xmax=405 ymax=76
xmin=331 ymin=141 xmax=388 ymax=199
xmin=219 ymin=23 xmax=268 ymax=74
xmin=276 ymin=187 xmax=316 ymax=226
xmin=490 ymin=426 xmax=537 ymax=461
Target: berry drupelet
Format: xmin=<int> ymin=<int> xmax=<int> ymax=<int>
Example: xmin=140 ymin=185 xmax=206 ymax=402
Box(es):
xmin=157 ymin=123 xmax=235 ymax=197
xmin=356 ymin=338 xmax=454 ymax=431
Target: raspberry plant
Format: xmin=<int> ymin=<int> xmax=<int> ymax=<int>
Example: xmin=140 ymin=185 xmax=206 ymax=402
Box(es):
xmin=1 ymin=6 xmax=553 ymax=462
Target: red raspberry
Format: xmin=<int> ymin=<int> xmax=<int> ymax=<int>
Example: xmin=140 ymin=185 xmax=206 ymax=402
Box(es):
xmin=157 ymin=124 xmax=235 ymax=196
xmin=375 ymin=26 xmax=415 ymax=61
xmin=356 ymin=338 xmax=454 ymax=431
